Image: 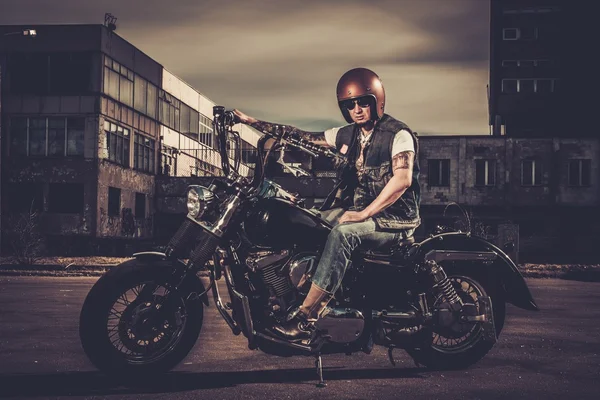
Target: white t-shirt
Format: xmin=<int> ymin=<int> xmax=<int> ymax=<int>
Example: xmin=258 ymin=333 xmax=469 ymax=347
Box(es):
xmin=324 ymin=126 xmax=414 ymax=157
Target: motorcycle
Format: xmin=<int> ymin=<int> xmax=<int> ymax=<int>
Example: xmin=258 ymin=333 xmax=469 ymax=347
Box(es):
xmin=79 ymin=106 xmax=539 ymax=387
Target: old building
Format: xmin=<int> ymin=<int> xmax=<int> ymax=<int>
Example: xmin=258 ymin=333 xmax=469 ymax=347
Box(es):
xmin=489 ymin=0 xmax=597 ymax=137
xmin=2 ymin=20 xmax=598 ymax=263
xmin=418 ymin=135 xmax=599 ymax=261
xmin=0 ymin=24 xmax=259 ymax=254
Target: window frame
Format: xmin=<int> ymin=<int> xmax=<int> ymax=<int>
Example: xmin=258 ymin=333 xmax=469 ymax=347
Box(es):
xmin=568 ymin=159 xmax=592 ymax=187
xmin=428 ymin=159 xmax=451 ymax=187
xmin=521 ymin=159 xmax=543 ymax=186
xmin=503 ymin=28 xmax=520 ymax=40
xmin=9 ymin=116 xmax=85 ymax=157
xmin=133 ymin=133 xmax=156 ymax=174
xmin=475 ymin=159 xmax=496 ymax=187
xmin=199 ymin=113 xmax=215 ymax=148
xmin=103 ymin=56 xmax=134 ymax=107
xmin=501 ymin=78 xmax=558 ymax=94
xmin=104 ymin=120 xmax=131 ymax=167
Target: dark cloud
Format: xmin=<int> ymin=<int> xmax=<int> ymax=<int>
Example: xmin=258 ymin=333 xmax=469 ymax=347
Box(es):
xmin=0 ymin=0 xmax=491 ymax=134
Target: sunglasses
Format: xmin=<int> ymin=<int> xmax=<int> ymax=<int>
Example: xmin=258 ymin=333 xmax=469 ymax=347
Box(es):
xmin=340 ymin=96 xmax=372 ymax=111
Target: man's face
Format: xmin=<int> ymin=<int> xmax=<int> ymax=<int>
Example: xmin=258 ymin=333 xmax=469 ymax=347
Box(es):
xmin=340 ymin=96 xmax=372 ymax=125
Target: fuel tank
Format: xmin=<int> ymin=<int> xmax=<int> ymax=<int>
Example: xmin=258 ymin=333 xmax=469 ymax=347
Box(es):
xmin=242 ymin=198 xmax=331 ymax=249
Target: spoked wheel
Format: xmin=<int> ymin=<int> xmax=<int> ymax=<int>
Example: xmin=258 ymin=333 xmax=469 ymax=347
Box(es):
xmin=407 ymin=273 xmax=505 ymax=370
xmin=80 ymin=260 xmax=204 ymax=377
xmin=108 ymin=281 xmax=187 ymax=364
xmin=431 ymin=276 xmax=488 ymax=353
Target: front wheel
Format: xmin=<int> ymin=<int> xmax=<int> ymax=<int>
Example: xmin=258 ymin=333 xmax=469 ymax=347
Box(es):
xmin=407 ymin=273 xmax=506 ymax=370
xmin=79 ymin=260 xmax=205 ymax=377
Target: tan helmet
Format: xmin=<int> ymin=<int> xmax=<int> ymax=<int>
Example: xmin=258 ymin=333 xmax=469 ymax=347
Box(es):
xmin=336 ymin=67 xmax=385 ymax=123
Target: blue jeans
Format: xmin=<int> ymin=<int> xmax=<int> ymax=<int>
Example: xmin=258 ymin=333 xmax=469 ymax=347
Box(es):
xmin=312 ymin=212 xmax=414 ymax=294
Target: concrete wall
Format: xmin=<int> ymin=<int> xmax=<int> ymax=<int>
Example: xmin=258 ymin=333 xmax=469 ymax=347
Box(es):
xmin=97 ymin=161 xmax=154 ymax=238
xmin=554 ymin=138 xmax=600 ymax=205
xmin=3 ymin=158 xmax=98 ymax=236
xmin=462 ymin=137 xmax=507 ymax=206
xmin=419 ymin=137 xmax=461 ymax=205
xmin=419 ymin=136 xmax=599 ymax=207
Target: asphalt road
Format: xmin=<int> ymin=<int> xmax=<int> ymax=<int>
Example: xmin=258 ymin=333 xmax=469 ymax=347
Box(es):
xmin=0 ymin=277 xmax=599 ymax=400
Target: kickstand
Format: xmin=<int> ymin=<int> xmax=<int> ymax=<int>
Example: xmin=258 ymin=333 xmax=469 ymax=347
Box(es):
xmin=315 ymin=354 xmax=327 ymax=388
xmin=387 ymin=346 xmax=396 ymax=367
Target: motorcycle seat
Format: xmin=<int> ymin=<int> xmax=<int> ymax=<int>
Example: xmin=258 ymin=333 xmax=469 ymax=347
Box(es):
xmin=362 ymin=236 xmax=416 ymax=258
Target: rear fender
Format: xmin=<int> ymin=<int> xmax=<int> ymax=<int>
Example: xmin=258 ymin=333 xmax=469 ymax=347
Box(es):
xmin=132 ymin=252 xmax=210 ymax=306
xmin=417 ymin=232 xmax=539 ymax=311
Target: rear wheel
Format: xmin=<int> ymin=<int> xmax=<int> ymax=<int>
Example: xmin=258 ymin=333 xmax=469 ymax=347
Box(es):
xmin=79 ymin=260 xmax=204 ymax=376
xmin=407 ymin=273 xmax=505 ymax=370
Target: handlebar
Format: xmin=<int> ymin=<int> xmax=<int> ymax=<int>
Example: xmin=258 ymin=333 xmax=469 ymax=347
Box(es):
xmin=212 ymin=106 xmax=345 ymax=193
xmin=280 ymin=131 xmax=340 ymax=160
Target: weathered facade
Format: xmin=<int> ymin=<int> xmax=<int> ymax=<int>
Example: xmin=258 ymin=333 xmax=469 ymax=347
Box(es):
xmin=1 ymin=24 xmax=598 ymax=262
xmin=0 ymin=24 xmax=259 ymax=254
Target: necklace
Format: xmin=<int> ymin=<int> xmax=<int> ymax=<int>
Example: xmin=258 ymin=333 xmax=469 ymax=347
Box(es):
xmin=360 ymin=129 xmax=374 ymax=146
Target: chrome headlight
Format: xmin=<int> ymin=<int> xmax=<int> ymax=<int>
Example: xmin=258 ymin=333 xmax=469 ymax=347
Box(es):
xmin=187 ymin=185 xmax=214 ymax=219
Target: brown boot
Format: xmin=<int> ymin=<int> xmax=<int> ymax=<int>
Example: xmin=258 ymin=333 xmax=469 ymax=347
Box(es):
xmin=272 ymin=284 xmax=333 ymax=341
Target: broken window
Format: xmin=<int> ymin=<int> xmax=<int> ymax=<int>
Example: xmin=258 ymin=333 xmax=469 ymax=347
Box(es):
xmin=568 ymin=159 xmax=592 ymax=187
xmin=135 ymin=193 xmax=146 ymax=219
xmin=161 ymin=146 xmax=175 ymax=176
xmin=48 ymin=183 xmax=84 ymax=213
xmin=28 ymin=118 xmax=46 ymax=157
xmin=159 ymin=90 xmax=181 ymax=131
xmin=108 ymin=187 xmax=121 ymax=217
xmin=9 ymin=117 xmax=85 ymax=157
xmin=47 ymin=117 xmax=66 ymax=157
xmin=475 ymin=159 xmax=496 ymax=186
xmin=428 ymin=159 xmax=450 ymax=187
xmin=134 ymin=134 xmax=155 ymax=173
xmin=67 ymin=118 xmax=85 ymax=156
xmin=105 ymin=121 xmax=130 ymax=167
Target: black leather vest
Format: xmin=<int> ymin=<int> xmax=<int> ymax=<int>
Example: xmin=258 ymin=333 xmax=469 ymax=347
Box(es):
xmin=328 ymin=114 xmax=421 ymax=231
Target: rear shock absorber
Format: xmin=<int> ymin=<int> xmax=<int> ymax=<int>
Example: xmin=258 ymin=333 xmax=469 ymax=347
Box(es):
xmin=421 ymin=260 xmax=463 ymax=311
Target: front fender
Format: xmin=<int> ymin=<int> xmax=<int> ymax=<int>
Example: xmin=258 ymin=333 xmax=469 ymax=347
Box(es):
xmin=416 ymin=232 xmax=539 ymax=311
xmin=132 ymin=251 xmax=210 ymax=306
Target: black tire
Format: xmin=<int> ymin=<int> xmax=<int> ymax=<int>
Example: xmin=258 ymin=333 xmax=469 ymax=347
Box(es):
xmin=407 ymin=270 xmax=506 ymax=370
xmin=79 ymin=259 xmax=204 ymax=377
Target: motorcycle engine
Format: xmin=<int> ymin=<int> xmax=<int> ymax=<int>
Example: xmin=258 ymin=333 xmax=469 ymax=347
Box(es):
xmin=247 ymin=249 xmax=366 ymax=344
xmin=246 ymin=250 xmax=318 ymax=315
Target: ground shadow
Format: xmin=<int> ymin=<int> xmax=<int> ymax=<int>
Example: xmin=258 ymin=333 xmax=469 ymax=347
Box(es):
xmin=0 ymin=366 xmax=426 ymax=397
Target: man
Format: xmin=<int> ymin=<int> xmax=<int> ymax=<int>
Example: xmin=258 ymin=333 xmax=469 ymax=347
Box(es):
xmin=234 ymin=67 xmax=421 ymax=341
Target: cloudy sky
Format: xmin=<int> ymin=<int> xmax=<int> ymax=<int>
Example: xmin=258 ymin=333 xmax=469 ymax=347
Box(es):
xmin=1 ymin=0 xmax=491 ymax=134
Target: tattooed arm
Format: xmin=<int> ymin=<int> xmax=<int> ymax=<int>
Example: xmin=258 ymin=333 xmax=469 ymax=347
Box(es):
xmin=233 ymin=109 xmax=330 ymax=147
xmin=339 ymin=150 xmax=414 ymax=223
